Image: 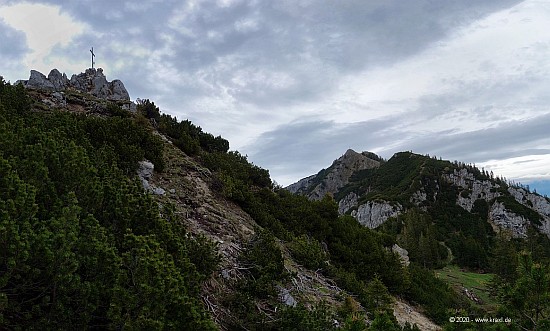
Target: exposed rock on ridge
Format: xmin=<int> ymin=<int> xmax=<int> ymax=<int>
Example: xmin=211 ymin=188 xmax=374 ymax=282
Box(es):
xmin=351 ymin=200 xmax=402 ymax=229
xmin=443 ymin=168 xmax=500 ymax=212
xmin=443 ymin=168 xmax=550 ymax=237
xmin=286 ymin=149 xmax=381 ymax=200
xmin=489 ymin=201 xmax=529 ymax=238
xmin=19 ymin=68 xmax=130 ymax=102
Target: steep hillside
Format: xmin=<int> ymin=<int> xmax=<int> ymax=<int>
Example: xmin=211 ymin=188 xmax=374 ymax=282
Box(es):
xmin=5 ymin=69 xmax=550 ymax=330
xmin=290 ymin=149 xmax=550 ymax=329
xmin=2 ymin=71 xmax=440 ymax=330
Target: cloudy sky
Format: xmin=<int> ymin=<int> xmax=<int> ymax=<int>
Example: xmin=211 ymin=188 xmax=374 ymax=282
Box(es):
xmin=1 ymin=0 xmax=550 ymax=195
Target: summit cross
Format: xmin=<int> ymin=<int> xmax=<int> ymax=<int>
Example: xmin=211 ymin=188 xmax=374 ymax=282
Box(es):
xmin=90 ymin=47 xmax=96 ymax=68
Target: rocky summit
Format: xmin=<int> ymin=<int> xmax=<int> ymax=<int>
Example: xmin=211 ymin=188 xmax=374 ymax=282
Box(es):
xmin=286 ymin=149 xmax=382 ymax=200
xmin=18 ymin=68 xmax=130 ymax=101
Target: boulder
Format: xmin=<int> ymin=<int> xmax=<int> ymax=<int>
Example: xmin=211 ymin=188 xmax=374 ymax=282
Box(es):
xmin=109 ymin=79 xmax=130 ymax=100
xmin=392 ymin=244 xmax=410 ymax=266
xmin=27 ymin=70 xmax=55 ymax=90
xmin=47 ymin=69 xmax=68 ymax=90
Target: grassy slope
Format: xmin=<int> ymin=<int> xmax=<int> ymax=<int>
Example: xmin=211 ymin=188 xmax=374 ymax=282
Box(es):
xmin=436 ymin=265 xmax=497 ymax=313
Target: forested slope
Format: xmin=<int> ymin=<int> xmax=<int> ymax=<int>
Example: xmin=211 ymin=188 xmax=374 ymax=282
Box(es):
xmin=2 ymin=75 xmax=549 ymax=330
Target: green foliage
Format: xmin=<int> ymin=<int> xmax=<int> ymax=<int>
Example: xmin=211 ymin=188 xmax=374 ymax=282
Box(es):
xmin=240 ymin=230 xmax=285 ymax=298
xmin=428 ymin=181 xmax=494 ymax=270
xmin=499 ymin=251 xmax=550 ymax=330
xmin=204 ymin=151 xmax=272 ymax=195
xmin=364 ymin=276 xmax=394 ymax=316
xmin=369 ymin=311 xmax=401 ymax=331
xmin=276 ymin=302 xmax=336 ymax=331
xmin=288 ymin=234 xmax=328 ymax=270
xmin=490 ymin=234 xmax=518 ymax=284
xmin=156 ymin=111 xmax=229 ymax=155
xmin=339 ymin=152 xmax=444 ymax=206
xmin=398 ymin=210 xmax=447 ymax=268
xmin=0 ymin=82 xmax=217 ymax=329
xmin=186 ymin=233 xmax=221 ymax=282
xmin=340 ymin=313 xmax=368 ymax=331
xmin=107 ymin=103 xmax=132 ymax=118
xmin=136 ymin=98 xmax=161 ymax=121
xmin=0 ymin=77 xmax=30 ymax=115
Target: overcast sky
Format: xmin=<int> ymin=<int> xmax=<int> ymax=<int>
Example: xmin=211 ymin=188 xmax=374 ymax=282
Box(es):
xmin=1 ymin=0 xmax=550 ymax=195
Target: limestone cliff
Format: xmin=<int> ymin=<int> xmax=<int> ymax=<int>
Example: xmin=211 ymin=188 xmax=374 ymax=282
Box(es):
xmin=442 ymin=168 xmax=550 ymax=237
xmin=351 ymin=200 xmax=402 ymax=229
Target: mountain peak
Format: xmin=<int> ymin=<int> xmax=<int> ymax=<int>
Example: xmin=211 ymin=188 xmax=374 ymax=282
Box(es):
xmin=17 ymin=68 xmax=130 ymax=102
xmin=286 ymin=149 xmax=382 ymax=200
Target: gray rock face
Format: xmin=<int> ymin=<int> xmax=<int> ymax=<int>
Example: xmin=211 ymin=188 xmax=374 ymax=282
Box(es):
xmin=509 ymin=187 xmax=550 ymax=217
xmin=277 ymin=286 xmax=297 ymax=307
xmin=24 ymin=68 xmax=130 ymax=101
xmin=137 ymin=160 xmax=165 ymax=195
xmin=339 ymin=193 xmax=401 ymax=229
xmin=507 ymin=187 xmax=550 ymax=237
xmin=27 ymin=70 xmax=55 ymax=90
xmin=392 ymin=244 xmax=410 ymax=266
xmin=443 ymin=168 xmax=501 ymax=212
xmin=444 ymin=169 xmax=550 ymax=237
xmin=152 ymin=187 xmax=166 ymax=196
xmin=286 ymin=174 xmax=316 ymax=195
xmin=287 ymin=149 xmax=380 ymax=200
xmin=489 ymin=201 xmax=529 ymax=238
xmin=47 ymin=69 xmax=68 ymax=90
xmin=109 ymin=79 xmax=130 ymax=100
xmin=351 ymin=200 xmax=402 ymax=229
xmin=338 ymin=192 xmax=358 ymax=214
xmin=138 ymin=160 xmax=154 ymax=190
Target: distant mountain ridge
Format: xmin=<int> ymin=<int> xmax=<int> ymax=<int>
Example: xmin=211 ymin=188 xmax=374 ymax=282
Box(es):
xmin=288 ymin=150 xmax=550 ymax=238
xmin=286 ymin=149 xmax=383 ymax=200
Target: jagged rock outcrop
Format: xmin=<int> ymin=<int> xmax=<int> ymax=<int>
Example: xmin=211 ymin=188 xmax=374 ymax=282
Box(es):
xmin=339 ymin=193 xmax=402 ymax=229
xmin=443 ymin=168 xmax=500 ymax=212
xmin=287 ymin=149 xmax=381 ymax=200
xmin=489 ymin=201 xmax=529 ymax=238
xmin=137 ymin=160 xmax=166 ymax=195
xmin=338 ymin=192 xmax=358 ymax=214
xmin=507 ymin=187 xmax=550 ymax=237
xmin=277 ymin=286 xmax=297 ymax=307
xmin=509 ymin=187 xmax=550 ymax=217
xmin=443 ymin=169 xmax=550 ymax=237
xmin=351 ymin=200 xmax=402 ymax=229
xmin=286 ymin=174 xmax=316 ymax=196
xmin=392 ymin=244 xmax=410 ymax=266
xmin=20 ymin=68 xmax=131 ymax=102
xmin=26 ymin=70 xmax=55 ymax=90
xmin=48 ymin=69 xmax=69 ymax=90
xmin=292 ymin=149 xmax=550 ymax=241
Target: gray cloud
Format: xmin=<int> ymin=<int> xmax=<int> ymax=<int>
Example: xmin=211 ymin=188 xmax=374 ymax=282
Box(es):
xmin=10 ymin=0 xmax=524 ymax=108
xmin=251 ymin=111 xmax=550 ymax=185
xmin=398 ymin=113 xmax=550 ymax=164
xmin=247 ymin=115 xmax=412 ymax=184
xmin=5 ymin=0 xmax=549 ymax=193
xmin=0 ymin=19 xmax=29 ymax=80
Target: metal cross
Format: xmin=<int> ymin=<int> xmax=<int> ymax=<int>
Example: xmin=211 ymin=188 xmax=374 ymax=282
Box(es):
xmin=90 ymin=47 xmax=95 ymax=68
